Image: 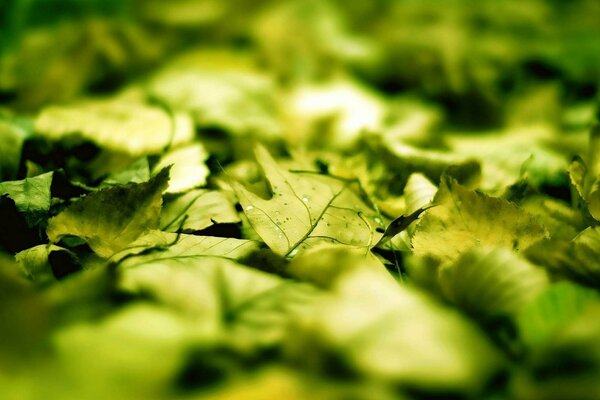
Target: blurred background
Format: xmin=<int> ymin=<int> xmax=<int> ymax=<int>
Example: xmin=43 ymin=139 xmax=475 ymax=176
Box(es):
xmin=1 ymin=0 xmax=599 ymax=126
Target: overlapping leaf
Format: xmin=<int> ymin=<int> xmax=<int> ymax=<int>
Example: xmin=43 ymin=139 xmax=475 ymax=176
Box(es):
xmin=160 ymin=189 xmax=240 ymax=233
xmin=47 ymin=169 xmax=169 ymax=258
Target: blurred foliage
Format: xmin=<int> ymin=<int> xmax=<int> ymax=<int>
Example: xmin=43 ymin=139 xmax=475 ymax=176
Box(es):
xmin=1 ymin=0 xmax=600 ymax=399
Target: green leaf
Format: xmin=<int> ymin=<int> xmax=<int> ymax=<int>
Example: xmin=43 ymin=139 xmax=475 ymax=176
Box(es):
xmin=438 ymin=246 xmax=549 ymax=319
xmin=233 ymin=146 xmax=382 ymax=257
xmin=153 ymin=143 xmax=209 ymax=193
xmin=516 ymin=282 xmax=599 ymax=350
xmin=412 ymin=177 xmax=548 ymax=264
xmin=0 ymin=171 xmax=53 ymax=227
xmin=160 ymin=189 xmax=240 ymax=233
xmin=112 ymin=230 xmax=260 ymax=267
xmin=34 ymin=98 xmax=194 ymax=156
xmin=46 ymin=169 xmax=170 ymax=258
xmin=15 ymin=244 xmax=80 ymax=284
xmin=47 ymin=303 xmax=198 ymax=399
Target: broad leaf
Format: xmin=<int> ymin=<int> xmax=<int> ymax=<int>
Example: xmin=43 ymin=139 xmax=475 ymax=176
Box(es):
xmin=567 ymin=125 xmax=600 ymax=222
xmin=47 ymin=169 xmax=170 ymax=258
xmin=234 ymin=146 xmax=382 ymax=257
xmin=160 ymin=189 xmax=240 ymax=233
xmin=34 ymin=98 xmax=194 ymax=156
xmin=286 ymin=78 xmax=387 ymax=148
xmin=412 ymin=177 xmax=548 ymax=264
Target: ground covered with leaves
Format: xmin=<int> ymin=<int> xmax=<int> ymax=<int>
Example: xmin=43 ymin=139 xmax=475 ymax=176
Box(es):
xmin=1 ymin=1 xmax=600 ymax=399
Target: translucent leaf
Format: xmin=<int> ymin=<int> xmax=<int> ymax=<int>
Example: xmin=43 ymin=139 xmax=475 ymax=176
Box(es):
xmin=439 ymin=247 xmax=549 ymax=318
xmin=233 ymin=146 xmax=382 ymax=257
xmin=47 ymin=169 xmax=169 ymax=258
xmin=34 ymin=98 xmax=194 ymax=156
xmin=0 ymin=171 xmax=53 ymax=227
xmin=160 ymin=189 xmax=240 ymax=233
xmin=412 ymin=177 xmax=548 ymax=264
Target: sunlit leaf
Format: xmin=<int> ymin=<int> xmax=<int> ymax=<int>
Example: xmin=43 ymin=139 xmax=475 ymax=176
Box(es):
xmin=34 ymin=98 xmax=194 ymax=156
xmin=233 ymin=146 xmax=382 ymax=257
